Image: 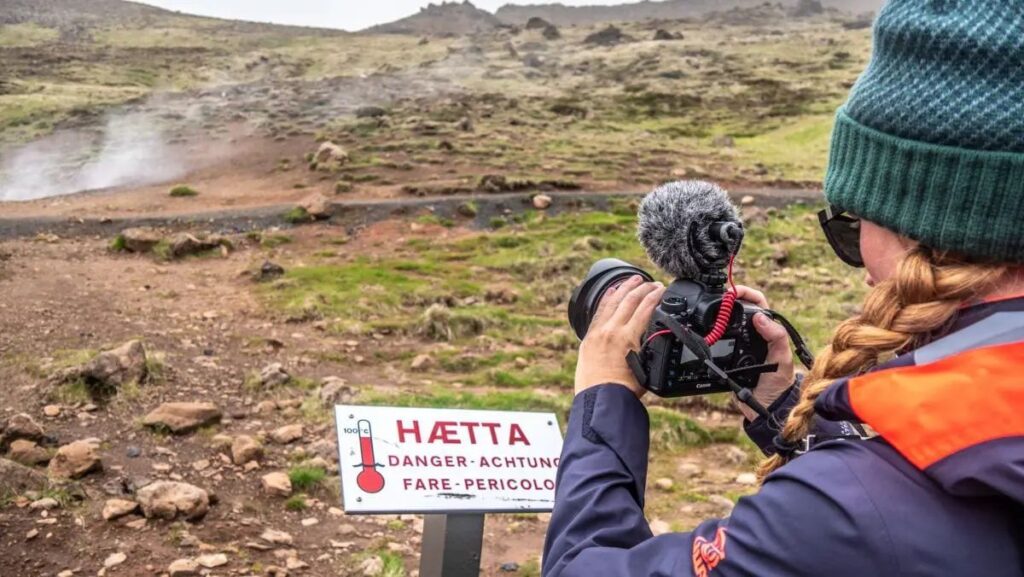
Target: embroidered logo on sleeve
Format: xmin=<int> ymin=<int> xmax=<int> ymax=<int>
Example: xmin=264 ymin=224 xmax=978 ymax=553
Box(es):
xmin=692 ymin=527 xmax=727 ymax=577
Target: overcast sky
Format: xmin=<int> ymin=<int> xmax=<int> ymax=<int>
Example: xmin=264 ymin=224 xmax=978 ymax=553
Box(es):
xmin=134 ymin=1 xmax=627 ymax=32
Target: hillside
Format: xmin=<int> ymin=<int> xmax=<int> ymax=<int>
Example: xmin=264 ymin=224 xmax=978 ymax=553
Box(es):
xmin=367 ymin=1 xmax=504 ymax=35
xmin=495 ymin=0 xmax=883 ymax=26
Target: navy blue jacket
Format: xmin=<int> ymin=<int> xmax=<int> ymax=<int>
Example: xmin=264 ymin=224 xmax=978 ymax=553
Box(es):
xmin=543 ymin=298 xmax=1024 ymax=576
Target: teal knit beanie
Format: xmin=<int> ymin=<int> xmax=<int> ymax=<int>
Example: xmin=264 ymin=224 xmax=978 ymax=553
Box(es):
xmin=824 ymin=0 xmax=1024 ymax=263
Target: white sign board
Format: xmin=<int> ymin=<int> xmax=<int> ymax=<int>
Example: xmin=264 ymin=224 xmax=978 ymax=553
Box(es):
xmin=335 ymin=405 xmax=564 ymax=514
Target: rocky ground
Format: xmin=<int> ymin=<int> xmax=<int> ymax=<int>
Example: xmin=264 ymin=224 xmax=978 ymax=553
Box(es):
xmin=0 ymin=204 xmax=820 ymax=576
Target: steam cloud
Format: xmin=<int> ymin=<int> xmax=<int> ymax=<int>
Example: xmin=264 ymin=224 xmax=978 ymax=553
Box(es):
xmin=0 ymin=106 xmax=188 ymax=202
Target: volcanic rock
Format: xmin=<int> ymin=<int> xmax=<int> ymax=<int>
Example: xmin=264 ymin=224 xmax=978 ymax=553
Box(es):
xmin=103 ymin=498 xmax=140 ymax=521
xmin=167 ymin=232 xmax=230 ymax=259
xmin=315 ymin=141 xmax=349 ymax=171
xmin=260 ymin=363 xmax=290 ymax=388
xmin=168 ymin=558 xmax=200 ymax=577
xmin=136 ymin=481 xmax=210 ymax=521
xmin=270 ymin=424 xmax=303 ymax=445
xmin=532 ymin=194 xmax=552 ymax=209
xmin=318 ymin=376 xmax=353 ymax=406
xmin=8 ymin=439 xmax=51 ymax=466
xmin=299 ymin=193 xmax=332 ymax=220
xmin=119 ymin=227 xmax=163 ymax=253
xmin=50 ymin=340 xmax=148 ymax=397
xmin=231 ymin=435 xmax=263 ymax=465
xmin=584 ymin=25 xmax=630 ymax=46
xmin=142 ymin=402 xmax=222 ymax=434
xmin=0 ymin=457 xmax=50 ymax=494
xmin=48 ymin=439 xmax=102 ymax=479
xmin=262 ymin=472 xmax=292 ymax=497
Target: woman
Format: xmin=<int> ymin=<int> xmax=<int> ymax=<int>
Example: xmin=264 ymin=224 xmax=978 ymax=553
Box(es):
xmin=543 ymin=2 xmax=1024 ymax=575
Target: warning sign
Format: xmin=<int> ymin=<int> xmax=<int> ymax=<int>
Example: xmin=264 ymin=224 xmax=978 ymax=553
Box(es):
xmin=335 ymin=405 xmax=564 ymax=514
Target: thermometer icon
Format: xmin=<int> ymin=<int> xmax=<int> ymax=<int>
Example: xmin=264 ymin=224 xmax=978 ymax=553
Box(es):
xmin=355 ymin=420 xmax=385 ymax=494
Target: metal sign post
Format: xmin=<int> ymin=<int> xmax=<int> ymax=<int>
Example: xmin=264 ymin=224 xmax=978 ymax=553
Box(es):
xmin=419 ymin=514 xmax=486 ymax=577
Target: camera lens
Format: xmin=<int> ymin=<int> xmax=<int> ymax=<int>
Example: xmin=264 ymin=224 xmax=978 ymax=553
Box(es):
xmin=567 ymin=259 xmax=654 ymax=339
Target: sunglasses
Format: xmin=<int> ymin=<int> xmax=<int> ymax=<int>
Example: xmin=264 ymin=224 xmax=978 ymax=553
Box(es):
xmin=818 ymin=205 xmax=864 ymax=268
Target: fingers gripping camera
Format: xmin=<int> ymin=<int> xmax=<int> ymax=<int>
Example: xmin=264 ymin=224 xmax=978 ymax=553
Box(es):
xmin=568 ymin=182 xmax=814 ymax=402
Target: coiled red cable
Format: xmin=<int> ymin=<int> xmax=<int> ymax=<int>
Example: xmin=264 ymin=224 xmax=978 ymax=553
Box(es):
xmin=704 ymin=254 xmax=739 ymax=346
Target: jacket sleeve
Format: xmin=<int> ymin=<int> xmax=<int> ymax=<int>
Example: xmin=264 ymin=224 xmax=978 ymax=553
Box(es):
xmin=542 ymin=384 xmax=898 ymax=577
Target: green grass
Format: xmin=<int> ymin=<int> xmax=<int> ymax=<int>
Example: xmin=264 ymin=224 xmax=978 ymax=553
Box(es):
xmin=0 ymin=23 xmax=59 ymax=47
xmin=283 ymin=206 xmax=311 ymax=224
xmin=168 ymin=184 xmax=199 ymax=197
xmin=285 ymin=493 xmax=308 ymax=511
xmin=288 ymin=465 xmax=326 ymax=492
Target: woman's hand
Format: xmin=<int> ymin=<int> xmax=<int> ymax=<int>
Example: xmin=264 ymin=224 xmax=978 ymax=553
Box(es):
xmin=574 ymin=275 xmax=666 ymax=398
xmin=733 ymin=285 xmax=796 ymax=421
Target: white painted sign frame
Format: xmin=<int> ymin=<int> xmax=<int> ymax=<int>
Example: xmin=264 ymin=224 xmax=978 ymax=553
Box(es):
xmin=334 ymin=405 xmax=564 ymax=514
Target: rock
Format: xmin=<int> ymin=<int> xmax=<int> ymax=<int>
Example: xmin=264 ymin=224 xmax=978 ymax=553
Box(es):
xmin=735 ymin=472 xmax=758 ymax=485
xmin=584 ymin=25 xmax=630 ymax=46
xmin=136 ymin=481 xmax=210 ymax=521
xmin=525 ymin=16 xmax=551 ymax=29
xmin=270 ymin=424 xmax=303 ymax=445
xmin=318 ymin=376 xmax=353 ymax=406
xmin=308 ymin=439 xmax=338 ymax=463
xmin=724 ymin=445 xmax=749 ymax=465
xmin=260 ymin=528 xmax=294 ymax=545
xmin=258 ymin=261 xmax=285 ymax=282
xmin=142 ymin=402 xmax=222 ymax=434
xmin=532 ymin=194 xmax=552 ymax=210
xmin=103 ymin=498 xmax=140 ymax=521
xmin=770 ymin=248 xmax=789 ymax=266
xmin=654 ymin=478 xmax=674 ymax=491
xmin=708 ymin=495 xmax=736 ymax=513
xmin=25 ymin=528 xmax=38 ymax=540
xmin=410 ymin=354 xmax=434 ymax=370
xmin=1 ymin=413 xmax=46 ymax=448
xmin=196 ymin=553 xmax=228 ymax=568
xmin=315 ymin=141 xmax=349 ymax=171
xmin=168 ymin=558 xmax=200 ymax=577
xmin=167 ymin=232 xmax=229 ymax=259
xmin=29 ymin=497 xmax=59 ymax=510
xmin=299 ymin=193 xmax=332 ymax=220
xmin=126 ymin=446 xmax=142 ymax=458
xmin=354 ymin=106 xmax=387 ymax=119
xmin=542 ymin=24 xmax=561 ymax=40
xmin=653 ymin=29 xmax=683 ymax=41
xmin=48 ymin=439 xmax=102 ymax=479
xmin=8 ymin=439 xmax=51 ymax=466
xmin=262 ymin=472 xmax=292 ymax=497
xmin=43 ymin=405 xmax=61 ymax=418
xmin=740 ymin=195 xmax=756 ymax=206
xmin=260 ymin=363 xmax=290 ymax=388
xmin=676 ymin=461 xmax=702 ymax=479
xmin=119 ymin=227 xmax=163 ymax=253
xmin=50 ymin=340 xmax=148 ymax=397
xmin=255 ymin=400 xmax=278 ymax=414
xmin=791 ymin=0 xmax=824 ymax=17
xmin=266 ymin=566 xmax=289 ymax=577
xmin=0 ymin=457 xmax=50 ymax=494
xmin=501 ymin=562 xmax=520 ymax=572
xmin=231 ymin=435 xmax=263 ymax=465
xmin=456 ymin=202 xmax=478 ymax=217
xmin=360 ymin=556 xmax=384 ymax=577
xmin=104 ymin=552 xmax=127 ymax=568
xmin=649 ymin=519 xmax=671 ymax=536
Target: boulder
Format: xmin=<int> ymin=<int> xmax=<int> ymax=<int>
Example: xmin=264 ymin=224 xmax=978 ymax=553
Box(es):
xmin=103 ymin=498 xmax=140 ymax=521
xmin=262 ymin=472 xmax=292 ymax=497
xmin=584 ymin=25 xmax=630 ymax=46
xmin=48 ymin=439 xmax=102 ymax=479
xmin=532 ymin=194 xmax=552 ymax=210
xmin=318 ymin=376 xmax=353 ymax=406
xmin=410 ymin=354 xmax=434 ymax=370
xmin=315 ymin=141 xmax=349 ymax=171
xmin=299 ymin=193 xmax=333 ymax=220
xmin=270 ymin=424 xmax=303 ymax=445
xmin=260 ymin=363 xmax=290 ymax=388
xmin=197 ymin=554 xmax=229 ymax=569
xmin=8 ymin=439 xmax=51 ymax=466
xmin=525 ymin=16 xmax=551 ymax=30
xmin=542 ymin=24 xmax=561 ymax=40
xmin=142 ymin=402 xmax=222 ymax=435
xmin=260 ymin=528 xmax=294 ymax=545
xmin=119 ymin=227 xmax=163 ymax=253
xmin=0 ymin=457 xmax=51 ymax=494
xmin=257 ymin=261 xmax=285 ymax=282
xmin=0 ymin=413 xmax=46 ymax=449
xmin=231 ymin=435 xmax=263 ymax=466
xmin=168 ymin=558 xmax=200 ymax=577
xmin=167 ymin=233 xmax=229 ymax=259
xmin=136 ymin=481 xmax=210 ymax=521
xmin=50 ymin=340 xmax=148 ymax=397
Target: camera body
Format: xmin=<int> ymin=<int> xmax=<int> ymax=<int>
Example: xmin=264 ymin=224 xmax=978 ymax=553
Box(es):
xmin=642 ymin=278 xmax=768 ymax=397
xmin=568 ymin=258 xmax=770 ymax=398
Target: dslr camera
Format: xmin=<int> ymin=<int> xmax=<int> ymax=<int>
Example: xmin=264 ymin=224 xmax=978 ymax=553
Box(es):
xmin=568 ymin=182 xmax=812 ymax=399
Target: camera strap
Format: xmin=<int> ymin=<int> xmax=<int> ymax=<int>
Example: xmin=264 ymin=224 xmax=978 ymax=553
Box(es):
xmin=764 ymin=310 xmax=815 ymax=369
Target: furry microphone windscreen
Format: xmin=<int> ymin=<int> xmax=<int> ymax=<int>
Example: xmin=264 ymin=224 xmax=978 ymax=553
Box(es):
xmin=637 ymin=181 xmax=742 ymax=279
